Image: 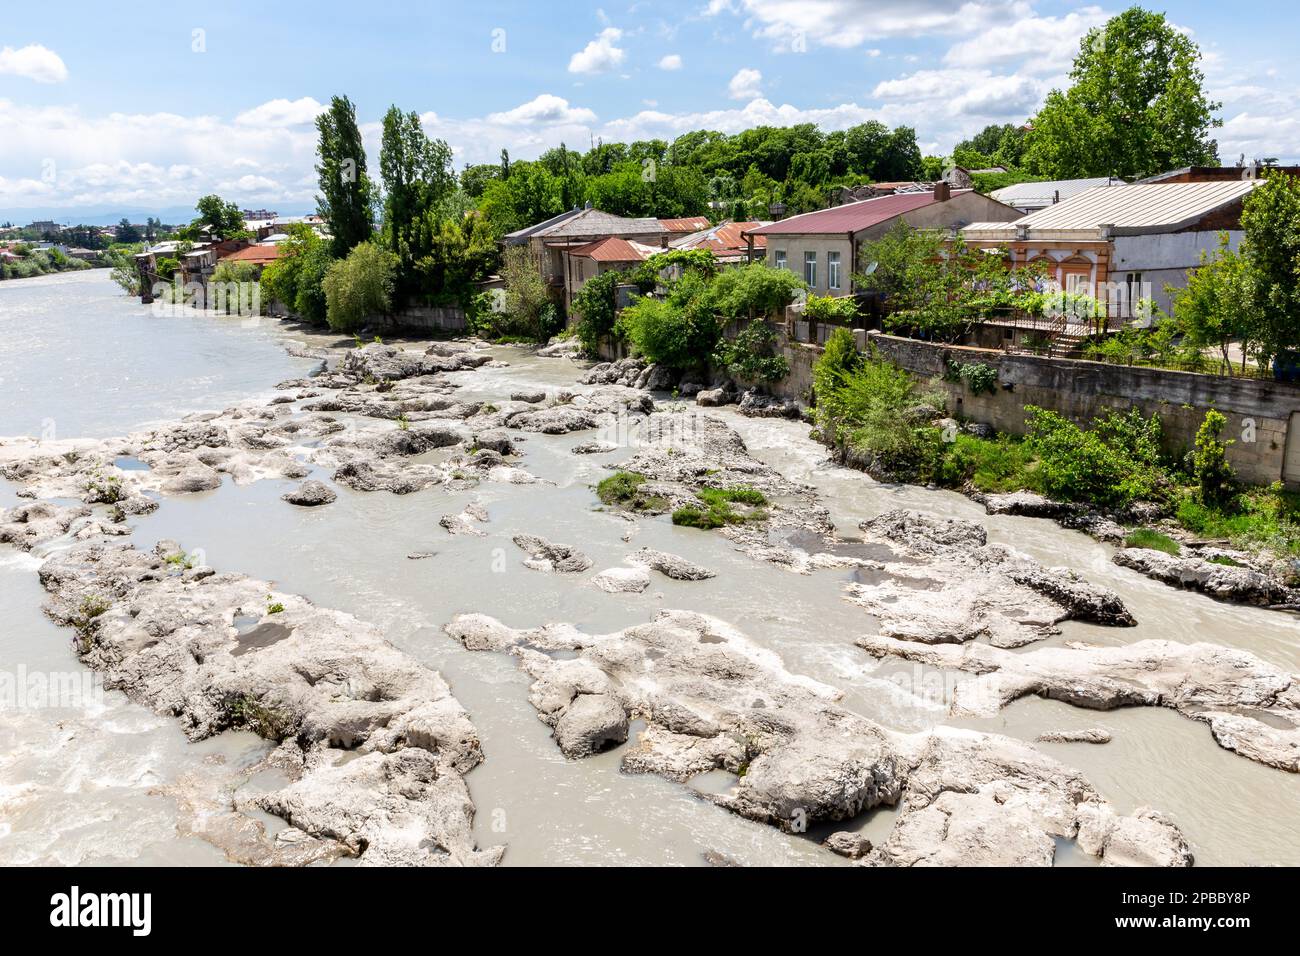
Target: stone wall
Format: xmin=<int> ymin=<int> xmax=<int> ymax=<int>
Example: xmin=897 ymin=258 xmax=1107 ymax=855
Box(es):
xmin=371 ymin=305 xmax=467 ymax=334
xmin=864 ymin=332 xmax=1300 ymax=486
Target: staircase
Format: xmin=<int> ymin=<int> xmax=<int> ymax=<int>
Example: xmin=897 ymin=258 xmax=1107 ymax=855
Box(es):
xmin=1050 ymin=326 xmax=1091 ymax=358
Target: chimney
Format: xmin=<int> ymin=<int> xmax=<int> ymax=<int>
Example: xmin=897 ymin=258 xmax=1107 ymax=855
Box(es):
xmin=933 ymin=181 xmax=951 ymax=202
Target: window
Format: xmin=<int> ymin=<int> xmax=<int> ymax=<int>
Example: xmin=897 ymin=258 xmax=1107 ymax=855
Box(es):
xmin=774 ymin=249 xmax=787 ymax=270
xmin=827 ymin=251 xmax=841 ymax=290
xmin=804 ymin=251 xmax=817 ymax=287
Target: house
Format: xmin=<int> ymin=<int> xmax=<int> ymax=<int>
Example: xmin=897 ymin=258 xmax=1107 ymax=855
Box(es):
xmin=560 ymin=236 xmax=661 ymax=312
xmin=659 ymin=216 xmax=712 ymax=236
xmin=744 ymin=183 xmax=1021 ymax=296
xmin=1138 ymin=164 xmax=1300 ymax=184
xmin=989 ymin=177 xmax=1125 ymax=214
xmin=245 ymin=214 xmax=327 ymax=241
xmin=669 ymin=220 xmax=769 ymax=266
xmin=503 ymin=206 xmax=668 ymax=289
xmin=217 ymin=243 xmax=283 ymax=274
xmin=960 ymin=179 xmax=1262 ymax=320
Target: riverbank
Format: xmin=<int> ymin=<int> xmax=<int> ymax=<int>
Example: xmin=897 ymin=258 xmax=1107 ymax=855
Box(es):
xmin=3 ymin=272 xmax=1300 ymax=866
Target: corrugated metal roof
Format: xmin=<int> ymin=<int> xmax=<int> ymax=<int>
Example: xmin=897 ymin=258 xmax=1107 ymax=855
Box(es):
xmin=659 ymin=216 xmax=711 ymax=233
xmin=989 ymin=177 xmax=1124 ymax=207
xmin=530 ymin=207 xmax=667 ymax=239
xmin=671 ymin=220 xmax=768 ymax=255
xmin=566 ymin=236 xmax=660 ymax=262
xmin=220 ymin=245 xmax=283 ymax=264
xmin=502 ymin=208 xmax=584 ymax=243
xmin=746 ymin=190 xmax=965 ymax=237
xmin=1008 ymin=181 xmax=1258 ymax=235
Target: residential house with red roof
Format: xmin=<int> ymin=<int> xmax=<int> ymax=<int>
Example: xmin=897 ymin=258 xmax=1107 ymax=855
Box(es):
xmin=502 ymin=206 xmax=668 ymax=290
xmin=744 ymin=183 xmax=1020 ymax=296
xmin=670 ymin=220 xmax=769 ymax=265
xmin=560 ymin=236 xmax=662 ymax=312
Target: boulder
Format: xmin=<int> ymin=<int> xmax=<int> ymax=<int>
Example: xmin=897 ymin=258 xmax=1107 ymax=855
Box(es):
xmin=696 ymin=387 xmax=734 ymax=407
xmin=446 ymin=609 xmax=1191 ymax=866
xmin=823 ymin=831 xmax=872 ymax=859
xmin=160 ymin=464 xmax=222 ymax=495
xmin=591 ymin=566 xmax=651 ymax=593
xmin=1037 ymin=728 xmax=1112 ymax=744
xmin=859 ymin=634 xmax=1300 ymax=773
xmin=281 ymin=480 xmax=337 ymax=507
xmin=33 ymin=540 xmax=502 ymax=867
xmin=553 ymin=694 xmax=629 ymax=757
xmin=512 ymin=534 xmax=593 ymax=573
xmin=1114 ymin=547 xmax=1295 ymax=607
xmin=627 ymin=547 xmax=716 ymax=581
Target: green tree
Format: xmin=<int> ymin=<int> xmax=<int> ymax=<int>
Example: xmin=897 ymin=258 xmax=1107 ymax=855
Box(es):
xmin=259 ymin=224 xmax=334 ymax=323
xmin=1192 ymin=409 xmax=1235 ymax=504
xmin=321 ymin=240 xmax=396 ymax=332
xmin=379 ymin=106 xmax=456 ymax=304
xmin=1241 ymin=172 xmax=1300 ymax=368
xmin=571 ymin=269 xmax=623 ymax=353
xmin=191 ymin=195 xmax=248 ymax=240
xmin=498 ymin=245 xmax=557 ymax=340
xmin=316 ymin=95 xmax=377 ymax=257
xmin=413 ymin=212 xmax=498 ymax=304
xmin=117 ymin=218 xmax=141 ymax=243
xmin=1171 ymin=233 xmax=1257 ymax=373
xmin=1023 ymin=6 xmax=1221 ymax=179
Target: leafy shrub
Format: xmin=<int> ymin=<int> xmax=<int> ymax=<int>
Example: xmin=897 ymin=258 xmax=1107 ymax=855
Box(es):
xmin=708 ymin=263 xmax=805 ymax=320
xmin=712 ymin=318 xmax=789 ymax=382
xmin=947 ymin=360 xmax=998 ymax=395
xmin=493 ymin=245 xmax=559 ymax=342
xmin=814 ymin=327 xmax=860 ymax=406
xmin=618 ymin=271 xmax=720 ymax=369
xmin=671 ymin=486 xmax=768 ymax=528
xmin=572 ymin=269 xmax=624 ymax=353
xmin=813 ymin=346 xmax=947 ymax=479
xmin=936 ymin=433 xmax=1041 ymax=493
xmin=1192 ymin=409 xmax=1235 ymax=504
xmin=1024 ymin=406 xmax=1167 ymax=508
xmin=259 ymin=225 xmax=334 ymax=323
xmin=803 ymin=293 xmax=859 ymax=324
xmin=322 ymin=240 xmax=397 ymax=332
xmin=595 ymin=471 xmax=667 ymax=511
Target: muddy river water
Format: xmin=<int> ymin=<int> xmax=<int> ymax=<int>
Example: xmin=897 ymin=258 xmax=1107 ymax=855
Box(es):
xmin=2 ymin=270 xmax=1298 ymax=866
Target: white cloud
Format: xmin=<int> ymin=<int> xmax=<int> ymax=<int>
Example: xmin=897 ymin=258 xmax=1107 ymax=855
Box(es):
xmin=657 ymin=53 xmax=683 ymax=70
xmin=707 ymin=0 xmax=1031 ymax=50
xmin=0 ymin=44 xmax=68 ymax=83
xmin=484 ymin=93 xmax=597 ymax=126
xmin=943 ymin=7 xmax=1109 ymax=74
xmin=873 ymin=67 xmax=1045 ymax=122
xmin=234 ymin=97 xmax=326 ymax=128
xmin=0 ymin=98 xmax=319 ymax=210
xmin=568 ymin=27 xmax=625 ymax=74
xmin=728 ymin=67 xmax=763 ymax=100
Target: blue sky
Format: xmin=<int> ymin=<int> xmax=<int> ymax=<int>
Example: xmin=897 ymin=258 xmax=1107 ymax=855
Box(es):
xmin=2 ymin=0 xmax=1297 ymax=218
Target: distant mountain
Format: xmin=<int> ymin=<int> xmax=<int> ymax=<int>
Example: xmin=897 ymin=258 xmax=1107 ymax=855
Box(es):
xmin=0 ymin=205 xmax=317 ymax=228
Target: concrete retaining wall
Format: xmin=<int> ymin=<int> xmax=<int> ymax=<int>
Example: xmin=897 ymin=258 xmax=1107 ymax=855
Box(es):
xmin=864 ymin=333 xmax=1300 ymax=486
xmin=372 ymin=305 xmax=467 ymax=334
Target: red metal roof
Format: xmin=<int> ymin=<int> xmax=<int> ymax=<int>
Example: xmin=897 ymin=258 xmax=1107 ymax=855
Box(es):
xmin=566 ymin=236 xmax=658 ymax=263
xmin=219 ymin=245 xmax=283 ymax=265
xmin=747 ymin=190 xmax=968 ymax=237
xmin=676 ymin=221 xmax=767 ymax=256
xmin=659 ymin=216 xmax=711 ymax=233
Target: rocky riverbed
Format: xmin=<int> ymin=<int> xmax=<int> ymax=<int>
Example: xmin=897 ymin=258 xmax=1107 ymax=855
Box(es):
xmin=4 ymin=289 xmax=1300 ymax=866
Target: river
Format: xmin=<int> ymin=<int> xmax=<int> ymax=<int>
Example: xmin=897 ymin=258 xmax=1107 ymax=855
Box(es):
xmin=2 ymin=270 xmax=1298 ymax=866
